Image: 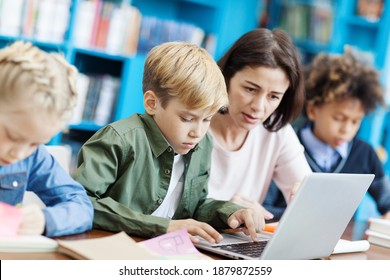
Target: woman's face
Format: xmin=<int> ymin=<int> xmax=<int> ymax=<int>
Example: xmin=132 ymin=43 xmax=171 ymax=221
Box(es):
xmin=226 ymin=66 xmax=289 ymax=131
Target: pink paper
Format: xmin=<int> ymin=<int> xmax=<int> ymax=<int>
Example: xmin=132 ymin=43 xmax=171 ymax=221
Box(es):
xmin=0 ymin=202 xmax=23 ymax=236
xmin=140 ymin=229 xmax=200 ymax=255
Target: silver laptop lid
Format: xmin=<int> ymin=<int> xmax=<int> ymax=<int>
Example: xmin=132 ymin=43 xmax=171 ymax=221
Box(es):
xmin=260 ymin=173 xmax=374 ymax=259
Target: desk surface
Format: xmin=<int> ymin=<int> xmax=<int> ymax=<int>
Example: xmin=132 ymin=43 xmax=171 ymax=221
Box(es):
xmin=1 ymin=220 xmax=389 ymax=260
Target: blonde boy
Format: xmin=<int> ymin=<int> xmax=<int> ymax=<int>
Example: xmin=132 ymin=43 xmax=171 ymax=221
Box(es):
xmin=74 ymin=42 xmax=263 ymax=243
xmin=0 ymin=41 xmax=93 ymax=236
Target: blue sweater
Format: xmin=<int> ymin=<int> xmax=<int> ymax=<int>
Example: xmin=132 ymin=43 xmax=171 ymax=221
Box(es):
xmin=263 ymin=129 xmax=390 ymax=220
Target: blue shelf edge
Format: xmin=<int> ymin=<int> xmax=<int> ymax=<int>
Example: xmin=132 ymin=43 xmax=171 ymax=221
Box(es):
xmin=68 ymin=122 xmax=104 ymax=131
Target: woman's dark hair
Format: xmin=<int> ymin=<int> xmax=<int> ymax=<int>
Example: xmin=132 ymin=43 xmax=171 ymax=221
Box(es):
xmin=218 ymin=28 xmax=304 ymax=132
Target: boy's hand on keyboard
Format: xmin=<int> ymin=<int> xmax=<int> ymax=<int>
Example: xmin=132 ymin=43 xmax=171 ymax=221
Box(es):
xmin=167 ymin=219 xmax=223 ymax=244
xmin=228 ymin=208 xmax=265 ymax=242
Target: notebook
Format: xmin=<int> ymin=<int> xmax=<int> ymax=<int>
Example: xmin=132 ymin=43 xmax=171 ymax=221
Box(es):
xmin=0 ymin=235 xmax=58 ymax=252
xmin=195 ymin=173 xmax=374 ymax=260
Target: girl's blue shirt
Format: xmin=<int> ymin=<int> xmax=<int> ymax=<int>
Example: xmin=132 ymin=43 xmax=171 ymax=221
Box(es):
xmin=0 ymin=145 xmax=93 ymax=237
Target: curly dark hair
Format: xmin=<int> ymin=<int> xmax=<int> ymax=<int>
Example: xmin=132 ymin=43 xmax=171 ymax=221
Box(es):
xmin=304 ymin=49 xmax=385 ymax=115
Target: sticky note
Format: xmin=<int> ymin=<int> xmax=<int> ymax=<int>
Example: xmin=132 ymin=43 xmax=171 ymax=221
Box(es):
xmin=0 ymin=202 xmax=23 ymax=236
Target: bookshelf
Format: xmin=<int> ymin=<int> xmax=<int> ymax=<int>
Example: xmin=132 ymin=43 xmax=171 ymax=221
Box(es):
xmin=267 ymin=0 xmax=390 ymax=69
xmin=267 ymin=0 xmax=337 ymax=64
xmin=0 ymin=0 xmax=261 ymax=154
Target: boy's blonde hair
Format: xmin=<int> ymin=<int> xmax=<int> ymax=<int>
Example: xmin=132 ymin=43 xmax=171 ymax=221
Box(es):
xmin=0 ymin=41 xmax=78 ymax=123
xmin=142 ymin=42 xmax=228 ymax=113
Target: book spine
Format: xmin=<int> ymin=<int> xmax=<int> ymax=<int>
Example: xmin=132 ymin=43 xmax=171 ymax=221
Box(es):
xmin=95 ymin=1 xmax=114 ymax=49
xmin=89 ymin=0 xmax=103 ymax=47
xmin=0 ymin=0 xmax=24 ymax=36
xmin=69 ymin=73 xmax=90 ymax=125
xmin=73 ymin=0 xmax=97 ymax=48
xmin=94 ymin=75 xmax=120 ymax=125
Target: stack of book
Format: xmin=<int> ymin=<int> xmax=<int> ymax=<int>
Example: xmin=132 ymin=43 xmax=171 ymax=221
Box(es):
xmin=68 ymin=73 xmax=120 ymax=126
xmin=365 ymin=218 xmax=390 ymax=248
xmin=0 ymin=0 xmax=71 ymax=43
xmin=73 ymin=0 xmax=142 ymax=56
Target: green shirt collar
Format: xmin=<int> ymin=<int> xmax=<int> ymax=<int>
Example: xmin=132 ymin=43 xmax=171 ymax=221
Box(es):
xmin=140 ymin=114 xmax=170 ymax=157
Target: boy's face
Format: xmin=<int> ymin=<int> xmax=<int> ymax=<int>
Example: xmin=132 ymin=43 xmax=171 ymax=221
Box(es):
xmin=0 ymin=107 xmax=63 ymax=165
xmin=307 ymin=98 xmax=365 ymax=148
xmin=226 ymin=66 xmax=289 ymax=131
xmin=146 ymin=93 xmax=214 ymax=155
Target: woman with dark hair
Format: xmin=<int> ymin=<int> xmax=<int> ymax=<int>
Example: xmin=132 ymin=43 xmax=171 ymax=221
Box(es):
xmin=208 ymin=28 xmax=311 ymax=220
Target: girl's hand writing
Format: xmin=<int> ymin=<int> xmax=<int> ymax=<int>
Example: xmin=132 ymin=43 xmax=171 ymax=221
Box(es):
xmin=18 ymin=204 xmax=45 ymax=235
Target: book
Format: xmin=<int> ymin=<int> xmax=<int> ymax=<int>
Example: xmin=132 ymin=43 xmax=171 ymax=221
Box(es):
xmin=34 ymin=0 xmax=55 ymax=43
xmin=73 ymin=0 xmax=98 ymax=48
xmin=0 ymin=0 xmax=24 ymax=36
xmin=0 ymin=235 xmax=58 ymax=252
xmin=22 ymin=0 xmax=39 ymax=38
xmin=139 ymin=228 xmax=212 ymax=260
xmin=69 ymin=73 xmax=90 ymax=125
xmin=93 ymin=75 xmax=119 ymax=125
xmin=122 ymin=5 xmax=142 ymax=55
xmin=57 ymin=231 xmax=157 ymax=260
xmin=89 ymin=0 xmax=103 ymax=47
xmin=82 ymin=75 xmax=102 ymax=122
xmin=95 ymin=1 xmax=114 ymax=49
xmin=366 ymin=229 xmax=390 ymax=248
xmin=368 ymin=217 xmax=390 ymax=235
xmin=332 ymin=239 xmax=370 ymax=254
xmin=57 ymin=230 xmax=212 ymax=260
xmin=51 ymin=0 xmax=71 ymax=43
xmin=105 ymin=5 xmax=129 ymax=55
xmin=357 ymin=0 xmax=383 ymax=21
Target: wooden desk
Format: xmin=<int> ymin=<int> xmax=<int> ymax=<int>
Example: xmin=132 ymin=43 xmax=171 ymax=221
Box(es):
xmin=1 ymin=221 xmax=389 ymax=260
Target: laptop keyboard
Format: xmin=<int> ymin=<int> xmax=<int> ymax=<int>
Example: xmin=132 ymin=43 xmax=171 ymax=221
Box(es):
xmin=217 ymin=241 xmax=268 ymax=258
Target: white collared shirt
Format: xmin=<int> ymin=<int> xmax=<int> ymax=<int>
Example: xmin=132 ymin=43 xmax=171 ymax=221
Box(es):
xmin=300 ymin=126 xmax=348 ymax=172
xmin=152 ymin=154 xmax=184 ymax=219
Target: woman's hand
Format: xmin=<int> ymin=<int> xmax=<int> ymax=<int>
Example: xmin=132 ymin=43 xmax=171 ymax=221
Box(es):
xmin=231 ymin=194 xmax=274 ymax=220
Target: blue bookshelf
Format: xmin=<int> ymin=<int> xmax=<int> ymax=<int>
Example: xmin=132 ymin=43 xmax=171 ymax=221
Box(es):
xmin=267 ymin=0 xmax=390 ymax=68
xmin=131 ymin=0 xmax=261 ymax=60
xmin=0 ymin=0 xmax=262 ymax=147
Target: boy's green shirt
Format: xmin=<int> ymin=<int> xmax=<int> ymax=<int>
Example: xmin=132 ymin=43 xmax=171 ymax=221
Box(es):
xmin=73 ymin=113 xmax=242 ymax=238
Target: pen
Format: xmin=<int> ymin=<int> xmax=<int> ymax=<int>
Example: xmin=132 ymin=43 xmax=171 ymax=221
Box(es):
xmin=263 ymin=224 xmax=277 ymax=233
xmin=222 ymin=224 xmax=277 ymax=234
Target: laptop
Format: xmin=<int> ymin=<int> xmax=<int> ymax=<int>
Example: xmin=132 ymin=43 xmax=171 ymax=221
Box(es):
xmin=195 ymin=173 xmax=374 ymax=260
